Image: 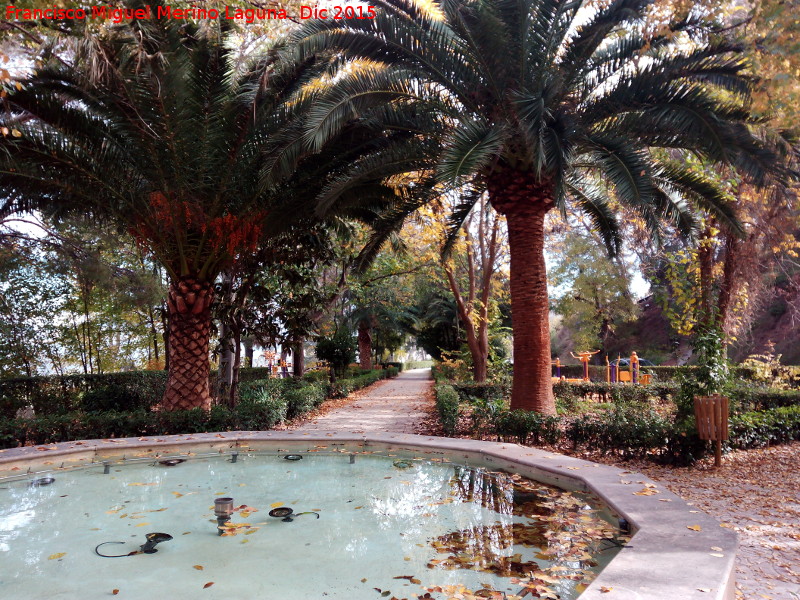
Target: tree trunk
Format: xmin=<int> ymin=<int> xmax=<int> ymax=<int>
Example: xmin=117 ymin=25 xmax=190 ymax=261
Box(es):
xmin=697 ymin=224 xmax=716 ymax=329
xmin=217 ymin=320 xmax=234 ymax=404
xmin=161 ymin=300 xmax=170 ymax=372
xmin=243 ymin=337 xmax=254 ymax=368
xmin=488 ymin=170 xmax=556 ymax=414
xmin=162 ymin=278 xmax=214 ymax=411
xmin=228 ymin=325 xmax=241 ymax=408
xmin=292 ymin=340 xmax=305 ymax=377
xmin=444 ymin=266 xmax=486 ymax=382
xmin=358 ymin=318 xmax=373 ymax=370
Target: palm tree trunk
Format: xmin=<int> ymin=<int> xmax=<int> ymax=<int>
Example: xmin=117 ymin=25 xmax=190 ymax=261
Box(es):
xmin=162 ymin=278 xmax=214 ymax=411
xmin=489 ymin=171 xmax=556 ymax=414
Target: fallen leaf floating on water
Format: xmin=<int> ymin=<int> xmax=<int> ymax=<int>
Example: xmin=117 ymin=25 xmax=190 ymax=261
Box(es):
xmin=203 ymin=582 xmax=214 ymax=589
xmin=709 ymin=553 xmax=724 ymax=558
xmin=112 ymin=590 xmax=119 ymax=595
xmin=710 ymin=546 xmax=723 ymax=552
xmin=687 ymin=525 xmax=702 ymax=531
xmin=48 ymin=553 xmax=66 ymax=560
xmin=193 ymin=565 xmax=204 ymax=571
xmin=600 ymin=587 xmax=613 ymax=593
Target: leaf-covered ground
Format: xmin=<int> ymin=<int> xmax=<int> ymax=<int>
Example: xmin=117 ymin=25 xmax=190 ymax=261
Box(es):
xmin=601 ymin=443 xmax=800 ymax=600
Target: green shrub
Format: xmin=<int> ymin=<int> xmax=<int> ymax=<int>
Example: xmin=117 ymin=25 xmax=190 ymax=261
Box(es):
xmin=730 ymin=386 xmax=800 ymax=412
xmin=237 ymin=378 xmax=289 ymax=427
xmin=435 ymin=384 xmax=460 ymax=435
xmin=81 ymin=384 xmax=155 ymax=413
xmin=239 ymin=378 xmax=286 ymax=403
xmin=729 ymin=405 xmax=800 ymax=449
xmin=451 ymin=382 xmax=508 ymax=403
xmin=470 ymin=396 xmax=507 ymax=435
xmin=565 ymin=406 xmax=677 ymax=460
xmin=284 ymin=383 xmax=327 ymax=419
xmin=315 ymin=330 xmax=357 ymax=379
xmin=495 ymin=410 xmax=561 ymax=445
xmin=0 ymin=371 xmax=169 ymax=416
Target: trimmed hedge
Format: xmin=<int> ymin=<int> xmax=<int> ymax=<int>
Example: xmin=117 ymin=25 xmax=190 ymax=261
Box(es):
xmin=0 ymin=404 xmax=289 ymax=447
xmin=730 ymin=387 xmax=800 ymax=412
xmin=495 ymin=410 xmax=561 ymax=445
xmin=729 ymin=405 xmax=800 ymax=448
xmin=434 ymin=385 xmax=460 ymax=436
xmin=429 ymin=391 xmax=800 ymax=464
xmin=0 ymin=366 xmax=399 ymax=449
xmin=0 ymin=367 xmax=282 ymax=417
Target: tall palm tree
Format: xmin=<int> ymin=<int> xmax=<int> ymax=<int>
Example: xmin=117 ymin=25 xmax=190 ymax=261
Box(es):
xmin=290 ymin=0 xmax=791 ymax=413
xmin=0 ymin=2 xmax=429 ymax=410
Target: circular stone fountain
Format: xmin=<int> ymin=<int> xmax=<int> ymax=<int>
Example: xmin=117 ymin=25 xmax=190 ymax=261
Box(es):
xmin=0 ymin=432 xmax=737 ymax=600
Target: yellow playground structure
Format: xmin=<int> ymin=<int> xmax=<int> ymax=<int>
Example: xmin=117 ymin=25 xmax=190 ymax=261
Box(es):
xmin=552 ymin=351 xmax=651 ymax=384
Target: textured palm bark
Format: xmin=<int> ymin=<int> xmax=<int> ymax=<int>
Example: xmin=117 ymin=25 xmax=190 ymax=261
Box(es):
xmin=358 ymin=319 xmax=373 ymax=370
xmin=162 ymin=278 xmax=214 ymax=411
xmin=488 ymin=170 xmax=556 ymax=414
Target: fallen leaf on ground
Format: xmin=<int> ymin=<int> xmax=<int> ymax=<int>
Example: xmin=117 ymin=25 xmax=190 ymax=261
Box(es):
xmin=687 ymin=525 xmax=702 ymax=531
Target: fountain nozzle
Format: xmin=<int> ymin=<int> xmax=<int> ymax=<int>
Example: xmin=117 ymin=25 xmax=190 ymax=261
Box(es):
xmin=214 ymin=497 xmax=235 ymax=535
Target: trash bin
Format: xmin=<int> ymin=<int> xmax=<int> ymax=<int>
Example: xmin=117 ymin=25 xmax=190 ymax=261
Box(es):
xmin=694 ymin=394 xmax=729 ymax=467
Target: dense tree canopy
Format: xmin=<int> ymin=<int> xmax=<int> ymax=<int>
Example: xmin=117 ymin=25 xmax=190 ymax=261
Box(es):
xmin=291 ymin=0 xmax=792 ymax=412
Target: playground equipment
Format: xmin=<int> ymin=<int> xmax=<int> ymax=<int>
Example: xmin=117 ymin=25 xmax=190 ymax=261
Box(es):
xmin=552 ymin=350 xmax=652 ymax=384
xmin=570 ymin=350 xmax=600 ymax=382
xmin=551 ymin=357 xmax=562 ymax=383
xmin=606 ymin=352 xmax=651 ymax=385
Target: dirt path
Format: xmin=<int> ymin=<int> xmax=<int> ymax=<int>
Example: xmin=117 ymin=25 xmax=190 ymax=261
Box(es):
xmin=290 ymin=368 xmax=435 ymax=434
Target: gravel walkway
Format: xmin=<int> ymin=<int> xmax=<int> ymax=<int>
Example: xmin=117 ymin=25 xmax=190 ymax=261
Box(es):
xmin=290 ymin=368 xmax=434 ymax=434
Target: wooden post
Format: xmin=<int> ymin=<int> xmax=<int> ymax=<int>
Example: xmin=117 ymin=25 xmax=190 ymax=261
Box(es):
xmin=605 ymin=355 xmax=610 ymax=383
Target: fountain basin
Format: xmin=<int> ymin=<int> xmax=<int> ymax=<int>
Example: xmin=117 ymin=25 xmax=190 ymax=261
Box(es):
xmin=0 ymin=431 xmax=736 ymax=600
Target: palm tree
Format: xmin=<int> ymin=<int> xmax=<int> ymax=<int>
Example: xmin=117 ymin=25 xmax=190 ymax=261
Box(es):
xmin=0 ymin=2 xmax=429 ymax=410
xmin=290 ymin=0 xmax=791 ymax=413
